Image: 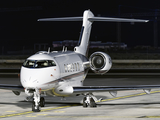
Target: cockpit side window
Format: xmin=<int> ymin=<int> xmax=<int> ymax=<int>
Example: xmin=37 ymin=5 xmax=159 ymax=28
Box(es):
xmin=23 ymin=60 xmax=56 ymax=68
xmin=23 ymin=60 xmax=35 ymax=68
xmin=48 ymin=60 xmax=56 ymax=66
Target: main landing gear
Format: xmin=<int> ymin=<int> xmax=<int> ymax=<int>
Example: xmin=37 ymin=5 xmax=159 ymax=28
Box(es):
xmin=83 ymin=94 xmax=100 ymax=108
xmin=32 ymin=89 xmax=45 ymax=112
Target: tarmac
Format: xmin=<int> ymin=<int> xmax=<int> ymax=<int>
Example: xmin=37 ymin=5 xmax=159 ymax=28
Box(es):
xmin=0 ymin=76 xmax=160 ymax=119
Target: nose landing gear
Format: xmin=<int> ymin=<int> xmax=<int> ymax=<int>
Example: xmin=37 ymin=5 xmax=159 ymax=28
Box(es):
xmin=31 ymin=89 xmax=45 ymax=112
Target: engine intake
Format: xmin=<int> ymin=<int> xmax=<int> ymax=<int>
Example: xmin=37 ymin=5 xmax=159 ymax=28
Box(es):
xmin=90 ymin=54 xmax=105 ymax=70
xmin=89 ymin=52 xmax=112 ymax=74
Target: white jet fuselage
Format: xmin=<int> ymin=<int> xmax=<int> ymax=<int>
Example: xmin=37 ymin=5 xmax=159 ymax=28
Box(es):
xmin=20 ymin=51 xmax=88 ymax=96
xmin=0 ymin=10 xmax=150 ymax=112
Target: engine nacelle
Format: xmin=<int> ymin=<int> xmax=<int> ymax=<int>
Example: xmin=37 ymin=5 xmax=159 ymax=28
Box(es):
xmin=89 ymin=52 xmax=112 ymax=74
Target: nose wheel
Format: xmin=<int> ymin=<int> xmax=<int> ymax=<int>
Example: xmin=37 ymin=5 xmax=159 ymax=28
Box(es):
xmin=40 ymin=97 xmax=45 ymax=107
xmin=32 ymin=100 xmax=41 ymax=112
xmin=32 ymin=97 xmax=45 ymax=112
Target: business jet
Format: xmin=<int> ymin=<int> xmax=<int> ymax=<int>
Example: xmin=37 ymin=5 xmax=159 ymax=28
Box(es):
xmin=0 ymin=10 xmax=158 ymax=112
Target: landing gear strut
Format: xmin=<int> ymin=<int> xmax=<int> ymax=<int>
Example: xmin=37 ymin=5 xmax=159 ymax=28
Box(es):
xmin=31 ymin=89 xmax=45 ymax=112
xmin=83 ymin=94 xmax=97 ymax=108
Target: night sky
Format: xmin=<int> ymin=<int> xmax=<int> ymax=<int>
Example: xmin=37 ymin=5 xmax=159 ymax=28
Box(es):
xmin=0 ymin=0 xmax=160 ymax=53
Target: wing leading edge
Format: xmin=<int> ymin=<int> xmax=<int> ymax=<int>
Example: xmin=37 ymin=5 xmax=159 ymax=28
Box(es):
xmin=0 ymin=84 xmax=24 ymax=92
xmin=0 ymin=84 xmax=159 ymax=93
xmin=73 ymin=85 xmax=160 ymax=94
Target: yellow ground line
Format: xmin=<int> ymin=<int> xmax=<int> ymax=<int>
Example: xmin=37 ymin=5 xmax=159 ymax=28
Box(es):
xmin=25 ymin=115 xmax=37 ymax=117
xmin=144 ymin=116 xmax=160 ymax=118
xmin=0 ymin=90 xmax=160 ymax=118
xmin=54 ymin=111 xmax=65 ymax=113
xmin=100 ymin=90 xmax=160 ymax=102
xmin=46 ymin=115 xmax=139 ymax=118
xmin=0 ymin=111 xmax=33 ymax=118
xmin=6 ymin=111 xmax=16 ymax=113
xmin=37 ymin=114 xmax=48 ymax=116
xmin=0 ymin=105 xmax=76 ymax=118
xmin=46 ymin=115 xmax=160 ymax=118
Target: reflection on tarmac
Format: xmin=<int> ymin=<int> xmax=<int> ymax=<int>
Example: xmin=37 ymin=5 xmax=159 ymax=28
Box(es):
xmin=0 ymin=76 xmax=160 ymax=119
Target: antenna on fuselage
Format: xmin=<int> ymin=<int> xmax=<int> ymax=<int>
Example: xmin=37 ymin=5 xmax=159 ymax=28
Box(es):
xmin=65 ymin=47 xmax=67 ymax=52
xmin=48 ymin=47 xmax=50 ymax=54
xmin=62 ymin=46 xmax=65 ymax=52
xmin=62 ymin=46 xmax=67 ymax=52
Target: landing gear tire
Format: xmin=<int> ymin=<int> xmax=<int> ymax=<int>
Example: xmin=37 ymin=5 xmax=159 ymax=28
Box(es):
xmin=32 ymin=101 xmax=41 ymax=112
xmin=83 ymin=97 xmax=88 ymax=108
xmin=89 ymin=98 xmax=97 ymax=108
xmin=40 ymin=97 xmax=45 ymax=107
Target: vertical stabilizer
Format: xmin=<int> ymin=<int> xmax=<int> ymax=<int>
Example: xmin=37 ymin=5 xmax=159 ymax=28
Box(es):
xmin=74 ymin=10 xmax=94 ymax=56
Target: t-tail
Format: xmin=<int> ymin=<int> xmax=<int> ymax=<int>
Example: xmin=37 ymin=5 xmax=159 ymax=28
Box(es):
xmin=38 ymin=10 xmax=148 ymax=56
xmin=74 ymin=10 xmax=94 ymax=56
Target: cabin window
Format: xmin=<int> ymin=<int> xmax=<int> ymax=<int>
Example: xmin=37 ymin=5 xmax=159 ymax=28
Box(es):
xmin=77 ymin=62 xmax=80 ymax=71
xmin=68 ymin=64 xmax=71 ymax=72
xmin=64 ymin=63 xmax=81 ymax=72
xmin=75 ymin=63 xmax=77 ymax=71
xmin=67 ymin=64 xmax=70 ymax=72
xmin=72 ymin=63 xmax=74 ymax=72
xmin=69 ymin=64 xmax=72 ymax=72
xmin=64 ymin=64 xmax=67 ymax=72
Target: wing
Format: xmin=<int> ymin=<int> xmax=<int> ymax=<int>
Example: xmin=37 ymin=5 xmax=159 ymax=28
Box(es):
xmin=73 ymin=85 xmax=160 ymax=94
xmin=0 ymin=84 xmax=24 ymax=92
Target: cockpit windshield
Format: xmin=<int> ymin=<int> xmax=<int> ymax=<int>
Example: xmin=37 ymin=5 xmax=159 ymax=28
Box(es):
xmin=23 ymin=60 xmax=56 ymax=68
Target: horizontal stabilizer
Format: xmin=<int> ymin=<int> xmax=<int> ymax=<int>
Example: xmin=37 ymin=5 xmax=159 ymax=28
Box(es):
xmin=38 ymin=17 xmax=83 ymax=21
xmin=88 ymin=17 xmax=149 ymax=23
xmin=38 ymin=17 xmax=148 ymax=23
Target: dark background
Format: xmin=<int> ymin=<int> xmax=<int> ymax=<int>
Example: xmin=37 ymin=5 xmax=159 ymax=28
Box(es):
xmin=0 ymin=0 xmax=160 ymax=54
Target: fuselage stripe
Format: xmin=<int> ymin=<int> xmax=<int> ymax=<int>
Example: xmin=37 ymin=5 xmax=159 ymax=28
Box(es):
xmin=44 ymin=71 xmax=84 ymax=85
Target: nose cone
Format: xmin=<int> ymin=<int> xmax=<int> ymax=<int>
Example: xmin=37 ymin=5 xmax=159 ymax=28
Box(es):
xmin=21 ymin=75 xmax=38 ymax=88
xmin=20 ymin=67 xmax=40 ymax=88
xmin=20 ymin=66 xmax=59 ymax=89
